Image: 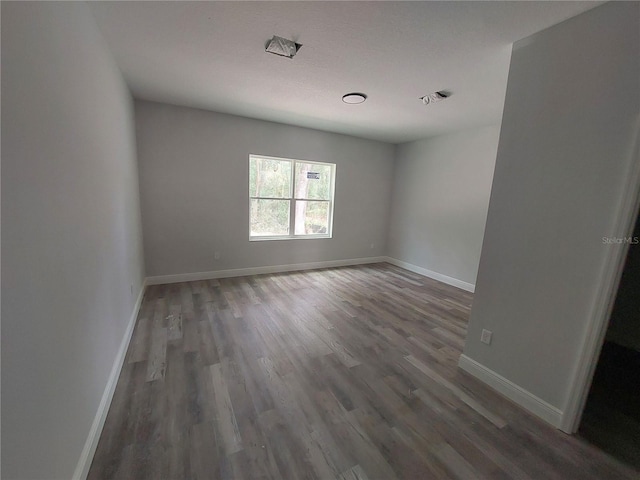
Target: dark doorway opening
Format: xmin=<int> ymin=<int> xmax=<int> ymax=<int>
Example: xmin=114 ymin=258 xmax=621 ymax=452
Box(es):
xmin=579 ymin=210 xmax=640 ymax=470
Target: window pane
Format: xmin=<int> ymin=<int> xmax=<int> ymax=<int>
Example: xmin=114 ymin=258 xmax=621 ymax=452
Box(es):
xmin=294 ymin=162 xmax=332 ymax=200
xmin=294 ymin=201 xmax=330 ymax=235
xmin=250 ymin=199 xmax=290 ymax=236
xmin=249 ymin=157 xmax=291 ymax=198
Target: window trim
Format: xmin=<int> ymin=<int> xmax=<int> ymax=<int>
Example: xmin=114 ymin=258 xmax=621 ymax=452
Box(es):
xmin=249 ymin=154 xmax=336 ymax=241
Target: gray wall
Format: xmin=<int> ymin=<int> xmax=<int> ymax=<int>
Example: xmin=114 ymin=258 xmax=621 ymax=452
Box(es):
xmin=463 ymin=2 xmax=639 ymax=410
xmin=387 ymin=126 xmax=500 ymax=286
xmin=135 ymin=100 xmax=394 ymax=277
xmin=1 ymin=2 xmax=145 ymax=479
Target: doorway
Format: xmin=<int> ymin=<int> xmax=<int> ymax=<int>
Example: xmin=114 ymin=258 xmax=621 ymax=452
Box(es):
xmin=578 ymin=210 xmax=640 ymax=469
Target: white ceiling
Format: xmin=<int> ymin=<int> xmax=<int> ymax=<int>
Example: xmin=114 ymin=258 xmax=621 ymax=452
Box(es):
xmin=90 ymin=1 xmax=603 ymax=144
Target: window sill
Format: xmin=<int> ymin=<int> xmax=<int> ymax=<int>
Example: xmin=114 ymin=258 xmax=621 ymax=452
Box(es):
xmin=250 ymin=234 xmax=332 ymax=242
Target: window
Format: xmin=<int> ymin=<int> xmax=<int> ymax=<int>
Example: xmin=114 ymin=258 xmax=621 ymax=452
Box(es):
xmin=249 ymin=155 xmax=335 ymax=239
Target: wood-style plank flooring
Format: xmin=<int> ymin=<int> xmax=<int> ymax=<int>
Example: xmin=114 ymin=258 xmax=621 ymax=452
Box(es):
xmin=89 ymin=263 xmax=638 ymax=479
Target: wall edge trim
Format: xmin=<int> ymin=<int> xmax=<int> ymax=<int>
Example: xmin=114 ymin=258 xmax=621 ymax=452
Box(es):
xmin=145 ymin=257 xmax=388 ymax=285
xmin=561 ymin=115 xmax=640 ymax=433
xmin=458 ymin=354 xmax=564 ymax=428
xmin=384 ymin=256 xmax=475 ymax=292
xmin=72 ymin=279 xmax=147 ymax=480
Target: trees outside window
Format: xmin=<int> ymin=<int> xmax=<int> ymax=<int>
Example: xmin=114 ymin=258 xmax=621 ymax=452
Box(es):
xmin=249 ymin=155 xmax=335 ymax=239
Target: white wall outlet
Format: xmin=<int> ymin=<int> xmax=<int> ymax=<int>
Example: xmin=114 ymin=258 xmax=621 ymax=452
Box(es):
xmin=214 ymin=251 xmax=221 ymax=260
xmin=481 ymin=329 xmax=492 ymax=345
xmin=370 ymin=243 xmax=375 ymax=249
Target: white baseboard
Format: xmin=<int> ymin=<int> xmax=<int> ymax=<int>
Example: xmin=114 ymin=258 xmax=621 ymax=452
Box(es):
xmin=72 ymin=279 xmax=147 ymax=480
xmin=146 ymin=256 xmax=387 ymax=285
xmin=458 ymin=354 xmax=564 ymax=428
xmin=384 ymin=257 xmax=475 ymax=292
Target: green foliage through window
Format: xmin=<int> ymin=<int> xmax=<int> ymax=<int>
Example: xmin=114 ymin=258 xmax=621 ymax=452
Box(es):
xmin=249 ymin=155 xmax=335 ymax=238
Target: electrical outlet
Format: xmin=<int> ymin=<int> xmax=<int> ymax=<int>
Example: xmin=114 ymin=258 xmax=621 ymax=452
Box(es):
xmin=481 ymin=329 xmax=492 ymax=345
xmin=370 ymin=243 xmax=375 ymax=249
xmin=214 ymin=251 xmax=221 ymax=260
xmin=130 ymin=284 xmax=134 ymax=297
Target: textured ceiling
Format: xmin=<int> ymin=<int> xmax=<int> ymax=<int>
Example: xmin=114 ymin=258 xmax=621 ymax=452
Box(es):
xmin=90 ymin=1 xmax=603 ymax=143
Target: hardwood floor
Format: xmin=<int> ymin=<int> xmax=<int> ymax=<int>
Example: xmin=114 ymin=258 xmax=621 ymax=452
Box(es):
xmin=88 ymin=263 xmax=637 ymax=479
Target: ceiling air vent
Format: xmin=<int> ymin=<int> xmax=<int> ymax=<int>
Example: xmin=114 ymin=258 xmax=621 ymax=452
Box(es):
xmin=420 ymin=91 xmax=451 ymax=105
xmin=265 ymin=36 xmax=302 ymax=59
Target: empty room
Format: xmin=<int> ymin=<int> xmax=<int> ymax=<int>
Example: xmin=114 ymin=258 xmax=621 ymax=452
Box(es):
xmin=2 ymin=1 xmax=639 ymax=479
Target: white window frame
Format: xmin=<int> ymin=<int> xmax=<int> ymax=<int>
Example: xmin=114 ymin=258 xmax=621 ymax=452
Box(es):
xmin=249 ymin=154 xmax=336 ymax=241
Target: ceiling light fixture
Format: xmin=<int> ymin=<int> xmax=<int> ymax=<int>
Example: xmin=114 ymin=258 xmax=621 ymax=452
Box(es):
xmin=420 ymin=90 xmax=451 ymax=105
xmin=342 ymin=93 xmax=367 ymax=104
xmin=265 ymin=35 xmax=302 ymax=59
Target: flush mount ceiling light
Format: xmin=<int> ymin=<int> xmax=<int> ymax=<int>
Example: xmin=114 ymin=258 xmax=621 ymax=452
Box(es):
xmin=265 ymin=35 xmax=302 ymax=59
xmin=420 ymin=90 xmax=451 ymax=105
xmin=342 ymin=93 xmax=367 ymax=104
